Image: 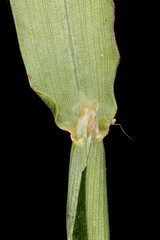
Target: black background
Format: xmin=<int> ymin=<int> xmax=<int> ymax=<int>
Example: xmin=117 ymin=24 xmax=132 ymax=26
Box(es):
xmin=1 ymin=1 xmax=155 ymax=239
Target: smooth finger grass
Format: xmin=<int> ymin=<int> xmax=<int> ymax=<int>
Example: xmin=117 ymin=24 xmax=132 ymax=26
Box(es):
xmin=10 ymin=1 xmax=120 ymax=239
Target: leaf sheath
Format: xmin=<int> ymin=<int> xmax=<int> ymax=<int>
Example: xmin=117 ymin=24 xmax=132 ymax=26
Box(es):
xmin=67 ymin=138 xmax=109 ymax=240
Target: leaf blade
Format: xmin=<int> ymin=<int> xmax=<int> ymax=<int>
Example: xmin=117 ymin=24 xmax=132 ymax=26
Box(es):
xmin=10 ymin=0 xmax=119 ymax=140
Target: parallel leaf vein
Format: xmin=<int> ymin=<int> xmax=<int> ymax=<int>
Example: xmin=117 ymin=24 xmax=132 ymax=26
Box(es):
xmin=63 ymin=0 xmax=81 ymax=91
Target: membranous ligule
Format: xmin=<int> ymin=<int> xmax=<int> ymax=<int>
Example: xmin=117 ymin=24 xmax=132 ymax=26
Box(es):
xmin=67 ymin=97 xmax=113 ymax=145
